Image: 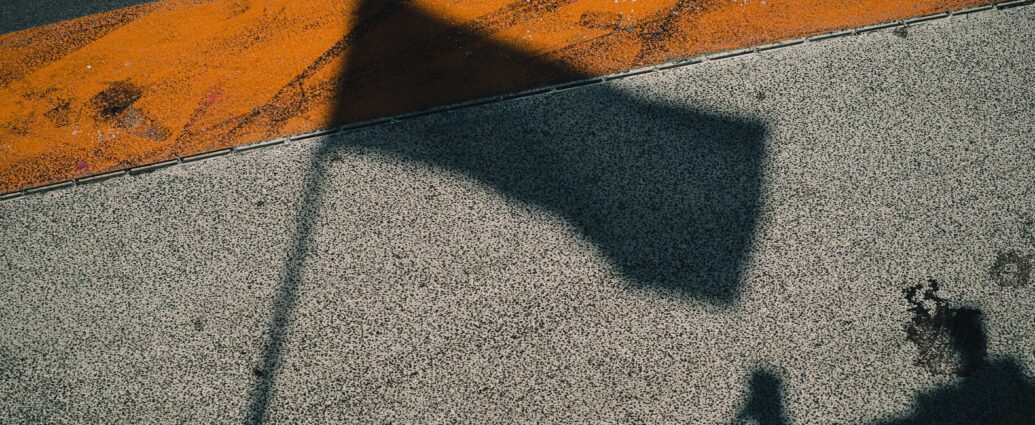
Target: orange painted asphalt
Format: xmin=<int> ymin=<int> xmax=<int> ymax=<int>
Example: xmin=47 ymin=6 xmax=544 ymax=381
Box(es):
xmin=0 ymin=0 xmax=995 ymax=194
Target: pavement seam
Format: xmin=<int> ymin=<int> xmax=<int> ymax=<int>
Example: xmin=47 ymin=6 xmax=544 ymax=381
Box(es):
xmin=2 ymin=0 xmax=1032 ymax=203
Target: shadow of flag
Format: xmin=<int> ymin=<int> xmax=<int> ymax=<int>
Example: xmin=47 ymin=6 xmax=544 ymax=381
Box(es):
xmin=245 ymin=1 xmax=768 ymax=422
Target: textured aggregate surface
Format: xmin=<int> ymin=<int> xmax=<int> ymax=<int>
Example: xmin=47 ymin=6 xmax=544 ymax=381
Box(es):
xmin=0 ymin=0 xmax=1000 ymax=193
xmin=2 ymin=5 xmax=1035 ymax=424
xmin=0 ymin=0 xmax=155 ymax=34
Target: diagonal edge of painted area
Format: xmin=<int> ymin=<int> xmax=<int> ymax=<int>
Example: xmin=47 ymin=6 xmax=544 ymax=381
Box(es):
xmin=3 ymin=0 xmax=1032 ymax=203
xmin=0 ymin=0 xmax=1019 ymax=196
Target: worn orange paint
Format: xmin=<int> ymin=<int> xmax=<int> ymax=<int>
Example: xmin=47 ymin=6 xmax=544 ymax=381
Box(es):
xmin=0 ymin=0 xmax=995 ymax=193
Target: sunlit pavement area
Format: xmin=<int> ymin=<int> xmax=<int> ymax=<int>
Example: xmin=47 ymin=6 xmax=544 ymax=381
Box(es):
xmin=2 ymin=2 xmax=1035 ymax=424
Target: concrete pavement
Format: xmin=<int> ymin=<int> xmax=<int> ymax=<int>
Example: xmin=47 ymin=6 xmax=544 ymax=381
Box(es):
xmin=0 ymin=0 xmax=155 ymax=34
xmin=2 ymin=4 xmax=1035 ymax=424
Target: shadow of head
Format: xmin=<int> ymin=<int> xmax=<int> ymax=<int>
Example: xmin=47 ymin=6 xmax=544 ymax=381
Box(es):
xmin=737 ymin=369 xmax=790 ymax=425
xmin=319 ymin=0 xmax=769 ymax=304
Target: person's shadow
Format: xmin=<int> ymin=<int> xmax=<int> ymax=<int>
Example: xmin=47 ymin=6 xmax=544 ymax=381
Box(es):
xmin=730 ymin=307 xmax=1035 ymax=425
xmin=242 ymin=1 xmax=768 ymax=422
xmin=737 ymin=370 xmax=790 ymax=425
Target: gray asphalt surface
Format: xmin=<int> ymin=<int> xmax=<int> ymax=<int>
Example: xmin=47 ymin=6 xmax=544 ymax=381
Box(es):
xmin=2 ymin=5 xmax=1035 ymax=424
xmin=0 ymin=0 xmax=156 ymax=34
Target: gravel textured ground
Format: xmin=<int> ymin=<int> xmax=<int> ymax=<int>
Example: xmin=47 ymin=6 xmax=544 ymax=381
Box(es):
xmin=0 ymin=0 xmax=155 ymax=34
xmin=2 ymin=5 xmax=1034 ymax=424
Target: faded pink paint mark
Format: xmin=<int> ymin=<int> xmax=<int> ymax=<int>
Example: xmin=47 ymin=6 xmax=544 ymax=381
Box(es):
xmin=75 ymin=160 xmax=90 ymax=173
xmin=203 ymin=87 xmax=224 ymax=106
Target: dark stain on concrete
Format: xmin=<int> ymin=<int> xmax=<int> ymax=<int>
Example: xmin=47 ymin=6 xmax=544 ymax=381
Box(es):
xmin=2 ymin=112 xmax=35 ymax=136
xmin=903 ymin=279 xmax=986 ymax=377
xmin=82 ymin=81 xmax=171 ymax=141
xmin=44 ymin=99 xmax=72 ymax=127
xmin=21 ymin=87 xmax=58 ymax=100
xmin=119 ymin=108 xmax=171 ymax=141
xmin=89 ymin=80 xmax=142 ymax=121
xmin=990 ymin=251 xmax=1032 ymax=287
xmin=578 ymin=11 xmax=625 ymax=31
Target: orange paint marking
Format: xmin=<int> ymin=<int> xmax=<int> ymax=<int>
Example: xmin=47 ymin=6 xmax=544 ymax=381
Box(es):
xmin=0 ymin=0 xmax=996 ymax=193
